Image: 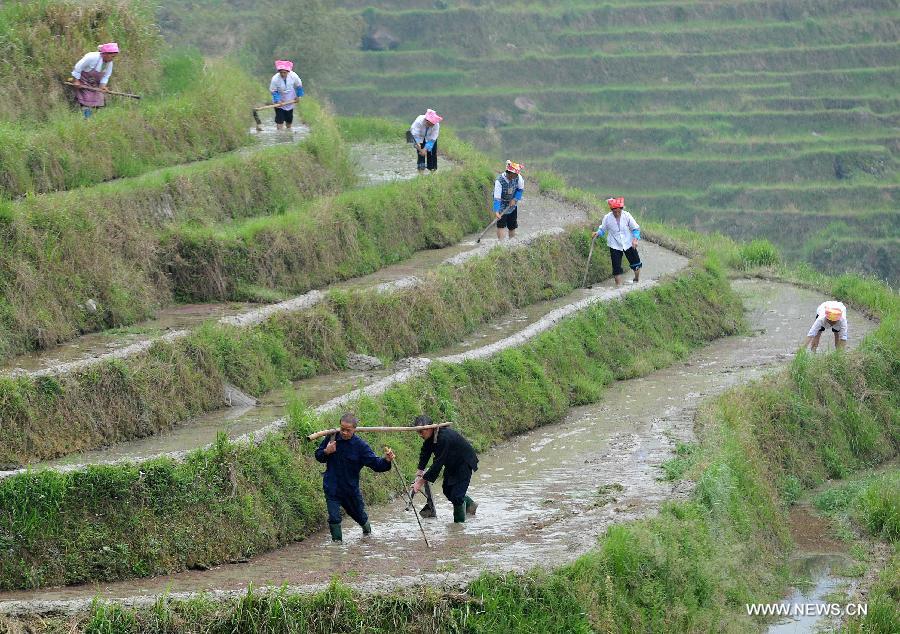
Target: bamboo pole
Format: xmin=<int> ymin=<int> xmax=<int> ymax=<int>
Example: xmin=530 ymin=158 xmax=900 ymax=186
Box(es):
xmin=253 ymin=99 xmax=300 ymax=112
xmin=307 ymin=422 xmax=452 ymax=442
xmin=63 ymin=79 xmax=141 ymax=99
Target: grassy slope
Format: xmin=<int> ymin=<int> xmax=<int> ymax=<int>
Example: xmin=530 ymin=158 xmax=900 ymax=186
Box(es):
xmin=324 ymin=0 xmax=900 ymax=284
xmin=0 ymin=264 xmax=741 ymax=590
xmin=0 ymin=99 xmax=353 ymax=359
xmin=0 ymin=226 xmax=610 ymax=467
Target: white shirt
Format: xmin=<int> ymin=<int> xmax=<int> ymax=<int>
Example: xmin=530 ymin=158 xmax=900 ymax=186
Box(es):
xmin=269 ymin=71 xmax=303 ymax=111
xmin=808 ymin=301 xmax=849 ymax=340
xmin=598 ymin=210 xmax=640 ymax=251
xmin=409 ymin=115 xmax=440 ymax=144
xmin=72 ymin=52 xmax=114 ymax=85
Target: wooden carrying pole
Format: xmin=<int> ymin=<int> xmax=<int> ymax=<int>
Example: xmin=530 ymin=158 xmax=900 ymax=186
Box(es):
xmin=63 ymin=79 xmax=140 ymax=99
xmin=307 ymin=422 xmax=452 ymax=442
xmin=253 ymin=99 xmax=299 ymax=112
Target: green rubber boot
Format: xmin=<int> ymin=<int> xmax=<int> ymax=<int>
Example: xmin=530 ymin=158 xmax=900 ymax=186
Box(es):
xmin=453 ymin=502 xmax=466 ymax=523
xmin=362 ymin=521 xmax=372 ymax=535
xmin=465 ymin=496 xmax=478 ymax=516
xmin=329 ymin=522 xmax=342 ymax=542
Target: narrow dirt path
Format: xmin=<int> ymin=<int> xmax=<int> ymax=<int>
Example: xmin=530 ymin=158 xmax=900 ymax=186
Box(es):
xmin=0 ymin=280 xmax=874 ymax=613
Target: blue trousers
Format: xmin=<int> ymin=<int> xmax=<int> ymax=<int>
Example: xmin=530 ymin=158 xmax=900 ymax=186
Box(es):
xmin=326 ymin=490 xmax=368 ymax=527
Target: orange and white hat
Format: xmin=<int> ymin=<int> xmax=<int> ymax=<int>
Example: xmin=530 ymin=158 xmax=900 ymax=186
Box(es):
xmin=823 ymin=302 xmax=844 ymax=321
xmin=505 ymin=160 xmax=523 ymax=174
xmin=607 ymin=197 xmax=625 ymax=209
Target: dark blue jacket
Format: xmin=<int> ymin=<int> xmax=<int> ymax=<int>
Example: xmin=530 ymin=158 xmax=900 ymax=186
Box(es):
xmin=315 ymin=434 xmax=391 ymax=496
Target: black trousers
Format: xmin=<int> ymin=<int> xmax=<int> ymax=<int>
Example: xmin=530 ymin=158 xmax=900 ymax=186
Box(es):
xmin=610 ymin=246 xmax=642 ymax=276
xmin=441 ymin=466 xmax=473 ymax=506
xmin=417 ymin=140 xmax=438 ymax=171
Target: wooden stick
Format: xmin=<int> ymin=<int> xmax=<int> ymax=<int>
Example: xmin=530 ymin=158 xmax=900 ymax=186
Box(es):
xmin=253 ymin=99 xmax=299 ymax=112
xmin=307 ymin=422 xmax=452 ymax=442
xmin=63 ymin=79 xmax=141 ymax=99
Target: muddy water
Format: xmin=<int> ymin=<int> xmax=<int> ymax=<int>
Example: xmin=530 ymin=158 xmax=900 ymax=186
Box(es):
xmin=247 ymin=122 xmax=311 ymax=148
xmin=41 ymin=242 xmax=682 ymax=470
xmin=766 ymin=553 xmax=852 ymax=633
xmin=0 ymin=280 xmax=874 ymax=609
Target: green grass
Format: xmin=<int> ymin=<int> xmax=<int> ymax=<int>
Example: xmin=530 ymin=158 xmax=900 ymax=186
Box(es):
xmin=0 ymin=264 xmax=742 ymax=589
xmin=0 ymin=226 xmax=610 ymax=466
xmin=0 ymin=98 xmax=354 ymax=359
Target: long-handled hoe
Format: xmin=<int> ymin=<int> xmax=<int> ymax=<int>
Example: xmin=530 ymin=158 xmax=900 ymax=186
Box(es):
xmin=386 ymin=447 xmax=431 ymax=548
xmin=476 ymin=205 xmax=516 ymax=244
xmin=582 ymin=232 xmax=599 ymax=288
xmin=252 ymin=99 xmax=299 ymax=131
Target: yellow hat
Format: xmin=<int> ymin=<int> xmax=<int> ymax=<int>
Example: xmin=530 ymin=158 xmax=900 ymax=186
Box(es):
xmin=825 ymin=306 xmax=843 ymax=321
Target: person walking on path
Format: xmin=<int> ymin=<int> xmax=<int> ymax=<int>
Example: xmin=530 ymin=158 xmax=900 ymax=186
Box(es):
xmin=493 ymin=160 xmax=525 ymax=241
xmin=801 ymin=300 xmax=849 ymax=352
xmin=409 ymin=108 xmax=442 ymax=172
xmin=594 ymin=197 xmax=642 ymax=287
xmin=315 ymin=412 xmax=395 ymax=542
xmin=411 ymin=415 xmax=479 ymax=523
xmin=71 ymin=42 xmax=119 ymax=118
xmin=269 ymin=60 xmax=304 ymax=130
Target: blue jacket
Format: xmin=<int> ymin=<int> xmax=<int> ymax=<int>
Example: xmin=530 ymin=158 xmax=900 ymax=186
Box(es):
xmin=315 ymin=434 xmax=391 ymax=496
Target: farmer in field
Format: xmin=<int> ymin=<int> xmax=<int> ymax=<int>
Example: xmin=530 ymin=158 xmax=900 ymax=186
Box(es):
xmin=411 ymin=415 xmax=479 ymax=523
xmin=71 ymin=42 xmax=119 ymax=118
xmin=594 ymin=197 xmax=642 ymax=286
xmin=269 ymin=60 xmax=304 ymax=130
xmin=409 ymin=108 xmax=442 ymax=172
xmin=493 ymin=160 xmax=525 ymax=241
xmin=315 ymin=412 xmax=395 ymax=542
xmin=801 ymin=300 xmax=849 ymax=352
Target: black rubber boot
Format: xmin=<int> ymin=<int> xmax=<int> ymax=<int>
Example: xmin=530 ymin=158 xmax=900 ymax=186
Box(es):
xmin=465 ymin=496 xmax=478 ymax=515
xmin=453 ymin=502 xmax=466 ymax=523
xmin=419 ymin=503 xmax=436 ymax=518
xmin=362 ymin=521 xmax=372 ymax=535
xmin=329 ymin=523 xmax=342 ymax=542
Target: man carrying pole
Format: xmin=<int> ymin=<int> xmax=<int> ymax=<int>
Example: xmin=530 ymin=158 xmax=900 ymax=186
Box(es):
xmin=315 ymin=412 xmax=395 ymax=542
xmin=493 ymin=160 xmax=525 ymax=241
xmin=411 ymin=415 xmax=479 ymax=523
xmin=70 ymin=42 xmax=119 ymax=118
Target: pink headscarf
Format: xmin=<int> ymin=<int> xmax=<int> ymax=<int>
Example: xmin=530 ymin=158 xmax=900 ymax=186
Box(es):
xmin=424 ymin=109 xmax=443 ymax=124
xmin=275 ymin=60 xmax=294 ymax=71
xmin=98 ymin=42 xmax=119 ymax=54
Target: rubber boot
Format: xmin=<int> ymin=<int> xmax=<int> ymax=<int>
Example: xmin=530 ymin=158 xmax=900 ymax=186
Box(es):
xmin=453 ymin=502 xmax=466 ymax=523
xmin=329 ymin=522 xmax=342 ymax=542
xmin=362 ymin=521 xmax=372 ymax=535
xmin=465 ymin=496 xmax=478 ymax=516
xmin=419 ymin=502 xmax=436 ymax=518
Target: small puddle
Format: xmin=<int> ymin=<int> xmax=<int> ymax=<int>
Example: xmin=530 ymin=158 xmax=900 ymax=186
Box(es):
xmin=246 ymin=123 xmax=311 ymax=148
xmin=766 ymin=553 xmax=850 ymax=633
xmin=0 ymin=279 xmax=875 ymax=607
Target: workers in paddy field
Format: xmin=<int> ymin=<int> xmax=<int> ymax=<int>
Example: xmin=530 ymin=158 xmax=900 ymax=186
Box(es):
xmin=409 ymin=108 xmax=442 ymax=172
xmin=315 ymin=412 xmax=395 ymax=542
xmin=269 ymin=60 xmax=304 ymax=130
xmin=411 ymin=415 xmax=479 ymax=523
xmin=71 ymin=42 xmax=119 ymax=118
xmin=801 ymin=300 xmax=849 ymax=352
xmin=594 ymin=196 xmax=643 ymax=287
xmin=493 ymin=160 xmax=525 ymax=241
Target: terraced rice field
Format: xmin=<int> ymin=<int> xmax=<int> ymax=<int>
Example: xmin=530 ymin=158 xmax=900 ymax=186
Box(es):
xmin=324 ymin=0 xmax=900 ymax=283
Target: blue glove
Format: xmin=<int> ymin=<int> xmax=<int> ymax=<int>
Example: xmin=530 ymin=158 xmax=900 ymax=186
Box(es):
xmin=272 ymin=91 xmax=281 ymax=104
xmin=596 ymin=227 xmax=606 ymax=238
xmin=632 ymin=229 xmax=641 ymax=240
xmin=424 ymin=140 xmax=435 ymax=151
xmin=295 ymin=86 xmax=304 ymax=98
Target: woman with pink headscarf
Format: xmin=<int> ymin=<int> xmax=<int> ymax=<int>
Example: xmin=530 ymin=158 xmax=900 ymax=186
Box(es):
xmin=71 ymin=43 xmax=119 ymax=118
xmin=409 ymin=108 xmax=442 ymax=172
xmin=269 ymin=60 xmax=304 ymax=130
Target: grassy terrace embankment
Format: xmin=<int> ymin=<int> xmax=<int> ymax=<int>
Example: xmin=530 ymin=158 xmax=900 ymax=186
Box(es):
xmin=0 ymin=262 xmax=740 ymax=590
xmin=0 ymin=1 xmax=262 ymax=197
xmin=0 ymin=99 xmax=355 ymax=359
xmin=325 ymin=0 xmax=899 ymax=283
xmin=52 ymin=176 xmax=900 ymax=634
xmin=0 ymin=227 xmax=610 ymax=467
